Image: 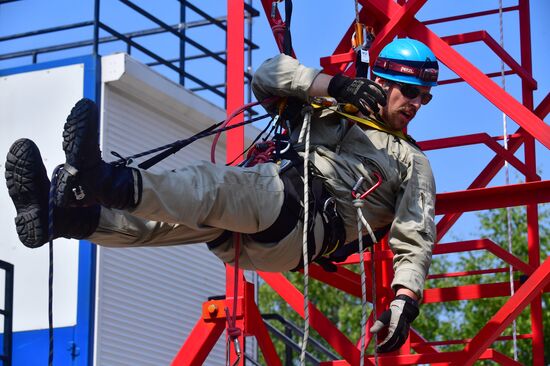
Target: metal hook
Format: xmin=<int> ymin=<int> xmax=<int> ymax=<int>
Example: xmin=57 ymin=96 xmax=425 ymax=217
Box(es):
xmin=351 ymin=171 xmax=383 ymax=200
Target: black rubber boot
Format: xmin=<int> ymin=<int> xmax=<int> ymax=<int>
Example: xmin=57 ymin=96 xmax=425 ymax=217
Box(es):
xmin=5 ymin=139 xmax=100 ymax=248
xmin=54 ymin=98 xmax=141 ymax=209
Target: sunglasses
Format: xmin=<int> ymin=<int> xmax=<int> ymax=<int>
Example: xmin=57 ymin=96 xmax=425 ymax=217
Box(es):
xmin=392 ymin=81 xmax=433 ymax=105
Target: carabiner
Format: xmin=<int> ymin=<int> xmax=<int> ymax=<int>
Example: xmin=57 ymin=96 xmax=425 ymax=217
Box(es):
xmin=351 ymin=172 xmax=383 ymax=200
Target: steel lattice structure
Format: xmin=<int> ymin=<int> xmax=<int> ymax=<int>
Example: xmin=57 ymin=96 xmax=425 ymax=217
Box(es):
xmin=173 ymin=0 xmax=550 ymax=365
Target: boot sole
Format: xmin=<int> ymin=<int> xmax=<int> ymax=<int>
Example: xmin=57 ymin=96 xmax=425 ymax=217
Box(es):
xmin=63 ymin=98 xmax=100 ymax=170
xmin=5 ymin=139 xmax=50 ymax=248
xmin=57 ymin=98 xmax=100 ymax=207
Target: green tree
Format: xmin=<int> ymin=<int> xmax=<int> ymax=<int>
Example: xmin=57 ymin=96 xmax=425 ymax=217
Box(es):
xmin=259 ymin=205 xmax=549 ymax=365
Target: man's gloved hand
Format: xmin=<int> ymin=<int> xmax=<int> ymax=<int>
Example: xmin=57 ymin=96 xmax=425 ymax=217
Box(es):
xmin=327 ymin=73 xmax=387 ymax=117
xmin=369 ymin=294 xmax=419 ymax=353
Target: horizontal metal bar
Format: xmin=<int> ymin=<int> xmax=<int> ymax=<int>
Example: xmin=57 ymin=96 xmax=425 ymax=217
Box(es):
xmin=243 ymin=2 xmax=260 ymax=16
xmin=179 ymin=0 xmax=227 ymax=31
xmin=262 ymin=320 xmax=320 ymax=363
xmin=320 ymin=349 xmax=497 ymax=365
xmin=119 ymin=0 xmax=226 ymax=65
xmin=262 ymin=314 xmax=340 ymax=359
xmin=412 ymin=334 xmax=532 ymax=347
xmin=0 ymin=21 xmax=94 ymax=42
xmin=145 ymin=52 xmax=226 ymax=66
xmin=442 ymin=31 xmax=537 ymax=89
xmin=99 ymin=22 xmax=225 ymax=99
xmin=438 ymin=70 xmax=515 ymax=85
xmin=419 ymin=132 xmax=503 ymax=150
xmin=423 ymin=281 xmax=518 ymax=303
xmin=435 ymin=180 xmax=550 ymax=215
xmin=428 ymin=267 xmax=512 ymax=280
xmin=0 ymin=39 xmax=94 ymax=61
xmin=433 ymin=239 xmax=534 ymax=275
xmin=423 ymin=6 xmax=519 ymax=25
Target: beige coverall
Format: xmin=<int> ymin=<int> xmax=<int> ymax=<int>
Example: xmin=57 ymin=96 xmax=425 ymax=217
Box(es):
xmin=88 ymin=54 xmax=436 ymax=299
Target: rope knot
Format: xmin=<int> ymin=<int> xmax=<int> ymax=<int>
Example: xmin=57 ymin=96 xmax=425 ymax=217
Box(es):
xmin=353 ymin=198 xmax=365 ymax=208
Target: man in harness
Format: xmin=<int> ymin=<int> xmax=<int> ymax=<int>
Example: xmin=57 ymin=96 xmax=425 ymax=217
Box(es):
xmin=5 ymin=38 xmax=437 ymax=353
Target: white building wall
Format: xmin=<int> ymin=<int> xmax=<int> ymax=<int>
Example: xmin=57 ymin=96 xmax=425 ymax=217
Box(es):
xmin=0 ymin=64 xmax=84 ymax=332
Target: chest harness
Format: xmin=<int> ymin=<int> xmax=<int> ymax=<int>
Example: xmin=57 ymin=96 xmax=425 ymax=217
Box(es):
xmin=205 ymin=101 xmax=400 ymax=272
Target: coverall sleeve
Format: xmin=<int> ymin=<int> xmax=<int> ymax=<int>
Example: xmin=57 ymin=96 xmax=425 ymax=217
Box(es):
xmin=389 ymin=151 xmax=436 ymax=301
xmin=251 ymin=54 xmax=321 ymax=113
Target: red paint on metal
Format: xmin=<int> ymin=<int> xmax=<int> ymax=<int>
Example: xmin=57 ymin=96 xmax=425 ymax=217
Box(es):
xmin=435 ymin=180 xmax=550 ymax=214
xmin=176 ymin=1 xmax=549 ymax=364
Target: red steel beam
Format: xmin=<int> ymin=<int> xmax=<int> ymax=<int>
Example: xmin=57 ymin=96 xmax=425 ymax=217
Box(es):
xmin=171 ymin=306 xmax=226 ymax=365
xmin=226 ymin=2 xmax=246 ymax=364
xmin=320 ymin=349 xmax=499 ymax=365
xmin=435 ymin=180 xmax=550 ymax=214
xmin=423 ymin=281 xmax=519 ymax=303
xmin=454 ymin=256 xmax=550 ymax=366
xmin=408 ymin=24 xmax=550 ymax=149
xmin=369 ymin=0 xmax=427 ymax=58
xmin=535 ymin=92 xmax=550 ymax=119
xmin=438 ymin=69 xmax=515 ymax=85
xmin=412 ymin=334 xmax=532 ymax=347
xmin=245 ymin=286 xmax=282 ymax=365
xmin=419 ymin=132 xmax=510 ymax=151
xmin=418 ymin=133 xmax=534 ymax=179
xmin=428 ymin=267 xmax=512 ymax=280
xmin=259 ymin=272 xmax=368 ymax=366
xmin=434 ymin=127 xmax=525 ymax=241
xmin=517 ymin=2 xmax=545 ymax=364
xmin=441 ymin=31 xmax=536 ymax=89
xmin=361 ymin=0 xmax=550 ymax=150
xmin=423 ymin=6 xmax=519 ymax=26
xmin=308 ymin=263 xmax=369 ymax=300
xmin=433 ymin=239 xmax=534 ymax=275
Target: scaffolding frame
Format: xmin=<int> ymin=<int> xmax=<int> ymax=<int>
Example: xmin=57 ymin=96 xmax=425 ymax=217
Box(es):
xmin=174 ymin=0 xmax=550 ymax=365
xmin=0 ymin=0 xmax=259 ymax=104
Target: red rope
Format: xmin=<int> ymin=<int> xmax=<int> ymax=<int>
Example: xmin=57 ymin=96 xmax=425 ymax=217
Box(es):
xmin=245 ymin=141 xmax=277 ymax=167
xmin=225 ymin=233 xmax=242 ymax=341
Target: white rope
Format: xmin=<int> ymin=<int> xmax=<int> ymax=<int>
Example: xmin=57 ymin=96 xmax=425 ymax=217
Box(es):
xmin=298 ymin=108 xmax=312 ymax=366
xmin=498 ymin=1 xmax=518 ymax=359
xmin=354 ymin=200 xmax=379 ymax=366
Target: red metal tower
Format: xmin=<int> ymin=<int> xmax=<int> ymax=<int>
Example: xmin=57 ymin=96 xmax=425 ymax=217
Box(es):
xmin=173 ymin=1 xmax=550 ymax=365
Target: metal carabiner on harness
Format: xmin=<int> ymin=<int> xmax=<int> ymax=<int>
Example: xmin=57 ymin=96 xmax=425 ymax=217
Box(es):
xmin=352 ymin=171 xmax=383 ymax=200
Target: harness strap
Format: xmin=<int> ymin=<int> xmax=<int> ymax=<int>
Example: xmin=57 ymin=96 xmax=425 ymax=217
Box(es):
xmin=249 ymin=164 xmax=302 ymax=243
xmin=311 ymin=103 xmax=415 ymax=144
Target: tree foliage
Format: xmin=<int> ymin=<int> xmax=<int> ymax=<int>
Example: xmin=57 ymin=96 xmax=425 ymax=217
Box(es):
xmin=258 ymin=205 xmax=549 ymax=365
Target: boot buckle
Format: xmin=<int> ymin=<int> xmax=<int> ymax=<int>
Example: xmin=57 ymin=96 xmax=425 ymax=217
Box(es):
xmin=73 ymin=186 xmax=86 ymax=200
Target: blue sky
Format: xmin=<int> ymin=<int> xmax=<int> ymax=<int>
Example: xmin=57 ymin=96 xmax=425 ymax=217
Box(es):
xmin=1 ymin=0 xmax=549 ymax=241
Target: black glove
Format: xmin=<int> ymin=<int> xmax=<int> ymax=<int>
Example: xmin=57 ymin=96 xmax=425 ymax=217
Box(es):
xmin=369 ymin=294 xmax=419 ymax=353
xmin=327 ymin=73 xmax=387 ymax=116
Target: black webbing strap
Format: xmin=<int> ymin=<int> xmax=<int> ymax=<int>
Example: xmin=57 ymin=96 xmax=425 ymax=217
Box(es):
xmin=249 ymin=164 xmax=303 ymax=243
xmin=207 ymin=158 xmax=305 ymax=250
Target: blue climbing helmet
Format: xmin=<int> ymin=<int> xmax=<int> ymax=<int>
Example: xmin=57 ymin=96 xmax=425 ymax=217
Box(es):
xmin=372 ymin=38 xmax=439 ymax=87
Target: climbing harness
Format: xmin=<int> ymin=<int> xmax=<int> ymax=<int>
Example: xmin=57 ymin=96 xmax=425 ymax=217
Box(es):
xmin=352 ymin=173 xmax=382 ymax=366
